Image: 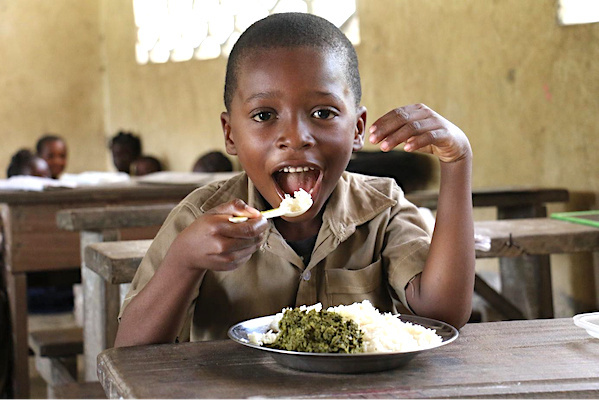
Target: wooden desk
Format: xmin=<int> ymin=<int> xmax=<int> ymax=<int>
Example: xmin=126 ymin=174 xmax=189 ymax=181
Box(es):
xmin=97 ymin=318 xmax=599 ymax=399
xmin=0 ymin=182 xmax=200 ymax=399
xmin=56 ymin=203 xmax=176 ymax=381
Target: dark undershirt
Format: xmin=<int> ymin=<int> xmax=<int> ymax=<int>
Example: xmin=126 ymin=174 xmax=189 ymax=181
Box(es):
xmin=287 ymin=235 xmax=317 ymax=266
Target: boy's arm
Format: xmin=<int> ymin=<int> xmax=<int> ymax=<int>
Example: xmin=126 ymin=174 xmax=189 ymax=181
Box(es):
xmin=406 ymin=154 xmax=474 ymax=328
xmin=369 ymin=104 xmax=475 ymax=328
xmin=115 ymin=200 xmax=267 ymax=347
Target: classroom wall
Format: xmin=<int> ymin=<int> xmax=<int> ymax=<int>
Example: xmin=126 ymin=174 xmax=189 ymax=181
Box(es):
xmin=0 ymin=0 xmax=107 ymax=174
xmin=1 ymin=0 xmax=597 ymax=315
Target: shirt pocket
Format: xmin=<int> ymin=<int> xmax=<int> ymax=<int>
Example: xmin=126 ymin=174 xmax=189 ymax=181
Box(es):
xmin=324 ymin=259 xmax=393 ymax=310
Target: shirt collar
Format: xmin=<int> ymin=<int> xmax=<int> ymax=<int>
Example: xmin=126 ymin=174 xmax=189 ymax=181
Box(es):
xmin=323 ymin=172 xmax=397 ymax=241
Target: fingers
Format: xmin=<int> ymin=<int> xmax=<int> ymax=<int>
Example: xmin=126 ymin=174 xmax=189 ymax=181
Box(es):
xmin=369 ymin=104 xmax=439 ymax=152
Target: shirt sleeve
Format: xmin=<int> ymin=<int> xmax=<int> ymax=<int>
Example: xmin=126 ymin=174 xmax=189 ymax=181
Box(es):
xmin=383 ymin=185 xmax=432 ymax=312
xmin=118 ymin=200 xmax=202 ymax=342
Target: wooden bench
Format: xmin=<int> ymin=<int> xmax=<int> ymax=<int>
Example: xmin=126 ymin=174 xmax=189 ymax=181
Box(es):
xmin=28 ymin=327 xmax=105 ymax=398
xmin=56 ymin=203 xmax=176 ymax=381
xmin=84 ymin=218 xmax=599 ymax=324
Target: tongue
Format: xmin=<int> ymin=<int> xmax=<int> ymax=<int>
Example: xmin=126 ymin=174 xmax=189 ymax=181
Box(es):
xmin=276 ymin=171 xmax=318 ymax=195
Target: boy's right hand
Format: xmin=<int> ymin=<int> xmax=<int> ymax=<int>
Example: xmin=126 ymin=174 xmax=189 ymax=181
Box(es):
xmin=169 ymin=199 xmax=268 ymax=272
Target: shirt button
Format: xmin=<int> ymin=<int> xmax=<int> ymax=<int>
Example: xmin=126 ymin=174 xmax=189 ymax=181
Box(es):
xmin=302 ymin=270 xmax=312 ymax=281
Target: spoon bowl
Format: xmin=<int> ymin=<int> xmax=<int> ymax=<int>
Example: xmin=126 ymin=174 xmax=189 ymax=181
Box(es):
xmin=229 ymin=189 xmax=313 ymax=223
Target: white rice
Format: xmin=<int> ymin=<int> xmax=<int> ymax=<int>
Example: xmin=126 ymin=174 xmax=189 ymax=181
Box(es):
xmin=248 ymin=300 xmax=442 ymax=353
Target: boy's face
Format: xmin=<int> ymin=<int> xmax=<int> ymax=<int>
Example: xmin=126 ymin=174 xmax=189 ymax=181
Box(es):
xmin=221 ymin=47 xmax=366 ymax=222
xmin=40 ymin=140 xmax=67 ymax=178
xmin=111 ymin=143 xmax=137 ymax=173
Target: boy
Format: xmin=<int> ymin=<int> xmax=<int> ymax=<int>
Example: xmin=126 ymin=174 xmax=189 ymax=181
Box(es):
xmin=130 ymin=155 xmax=163 ymax=176
xmin=109 ymin=131 xmax=142 ymax=174
xmin=6 ymin=149 xmax=51 ymax=178
xmin=36 ymin=134 xmax=68 ymax=179
xmin=115 ymin=13 xmax=474 ymax=347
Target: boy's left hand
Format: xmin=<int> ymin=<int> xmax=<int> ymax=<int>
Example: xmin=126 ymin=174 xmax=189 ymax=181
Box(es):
xmin=368 ymin=103 xmax=471 ymax=163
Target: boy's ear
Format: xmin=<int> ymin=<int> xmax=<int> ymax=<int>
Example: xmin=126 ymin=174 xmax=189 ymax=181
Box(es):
xmin=221 ymin=112 xmax=238 ymax=155
xmin=353 ymin=106 xmax=367 ymax=152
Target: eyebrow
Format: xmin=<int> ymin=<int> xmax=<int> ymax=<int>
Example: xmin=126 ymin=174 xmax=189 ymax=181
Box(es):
xmin=244 ymin=91 xmax=281 ymax=104
xmin=244 ymin=90 xmax=345 ymax=104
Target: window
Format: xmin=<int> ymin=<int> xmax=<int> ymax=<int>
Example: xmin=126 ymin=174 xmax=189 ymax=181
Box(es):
xmin=133 ymin=0 xmax=360 ymax=64
xmin=558 ymin=0 xmax=599 ymax=25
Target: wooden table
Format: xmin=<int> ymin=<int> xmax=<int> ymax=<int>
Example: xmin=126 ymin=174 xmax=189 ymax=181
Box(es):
xmin=56 ymin=203 xmax=177 ymax=382
xmin=97 ymin=318 xmax=599 ymax=399
xmin=0 ymin=181 xmax=201 ymax=399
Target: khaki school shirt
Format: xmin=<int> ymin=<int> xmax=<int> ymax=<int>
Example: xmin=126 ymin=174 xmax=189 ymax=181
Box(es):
xmin=120 ymin=171 xmax=431 ymax=342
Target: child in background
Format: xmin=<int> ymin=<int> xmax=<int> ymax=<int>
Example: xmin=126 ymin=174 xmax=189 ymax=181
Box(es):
xmin=115 ymin=13 xmax=474 ymax=347
xmin=192 ymin=151 xmax=233 ymax=173
xmin=109 ymin=131 xmax=142 ymax=174
xmin=6 ymin=149 xmax=51 ymax=178
xmin=131 ymin=155 xmax=163 ymax=176
xmin=36 ymin=134 xmax=68 ymax=179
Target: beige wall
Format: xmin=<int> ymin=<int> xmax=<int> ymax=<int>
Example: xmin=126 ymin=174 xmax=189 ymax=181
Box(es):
xmin=0 ymin=0 xmax=106 ymax=174
xmin=1 ymin=0 xmax=597 ymax=315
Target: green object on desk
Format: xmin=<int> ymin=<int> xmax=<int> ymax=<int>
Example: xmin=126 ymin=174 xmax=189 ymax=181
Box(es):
xmin=551 ymin=210 xmax=599 ymax=228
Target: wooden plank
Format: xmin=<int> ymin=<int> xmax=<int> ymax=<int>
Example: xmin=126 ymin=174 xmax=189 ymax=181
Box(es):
xmin=28 ymin=327 xmax=83 ymax=358
xmin=96 ymin=318 xmax=599 ymax=399
xmin=407 ymin=187 xmax=569 ymax=210
xmin=56 ymin=203 xmax=175 ymax=231
xmin=474 ymin=218 xmax=599 ymax=258
xmin=52 ymin=382 xmax=107 ymax=399
xmin=0 ymin=182 xmax=200 ymax=205
xmin=5 ymin=272 xmax=28 ymax=399
xmin=84 ymin=240 xmax=152 ymax=284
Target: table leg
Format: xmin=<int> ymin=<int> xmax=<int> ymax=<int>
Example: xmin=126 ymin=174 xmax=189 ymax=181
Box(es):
xmin=6 ymin=272 xmax=29 ymax=399
xmin=81 ymin=230 xmax=120 ymax=382
xmin=498 ymin=205 xmax=554 ymax=319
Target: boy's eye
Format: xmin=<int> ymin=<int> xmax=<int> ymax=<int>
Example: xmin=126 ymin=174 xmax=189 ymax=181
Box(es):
xmin=312 ymin=109 xmax=336 ymax=120
xmin=252 ymin=111 xmax=274 ymax=122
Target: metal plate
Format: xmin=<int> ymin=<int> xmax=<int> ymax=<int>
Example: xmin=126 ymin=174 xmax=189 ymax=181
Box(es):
xmin=228 ymin=314 xmax=458 ymax=374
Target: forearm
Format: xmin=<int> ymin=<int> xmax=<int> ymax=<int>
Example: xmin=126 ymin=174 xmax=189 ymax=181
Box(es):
xmin=114 ymin=245 xmax=206 ymax=347
xmin=409 ymin=155 xmax=475 ymax=328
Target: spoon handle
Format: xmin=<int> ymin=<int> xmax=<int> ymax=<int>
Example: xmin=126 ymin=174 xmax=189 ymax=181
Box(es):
xmin=228 ymin=207 xmax=286 ymax=223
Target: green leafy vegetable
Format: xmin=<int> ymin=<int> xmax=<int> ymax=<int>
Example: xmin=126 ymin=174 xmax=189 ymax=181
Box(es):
xmin=266 ymin=308 xmax=363 ymax=353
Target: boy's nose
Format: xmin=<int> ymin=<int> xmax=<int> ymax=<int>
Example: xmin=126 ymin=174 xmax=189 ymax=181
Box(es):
xmin=276 ymin=116 xmax=315 ymax=150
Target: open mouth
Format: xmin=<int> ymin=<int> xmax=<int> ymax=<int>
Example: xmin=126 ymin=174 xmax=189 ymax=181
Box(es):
xmin=272 ymin=165 xmax=322 ymax=199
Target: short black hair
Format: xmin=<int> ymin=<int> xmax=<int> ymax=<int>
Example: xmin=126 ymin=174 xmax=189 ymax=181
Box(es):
xmin=109 ymin=131 xmax=142 ymax=157
xmin=36 ymin=134 xmax=64 ymax=155
xmin=224 ymin=12 xmax=361 ymax=111
xmin=192 ymin=151 xmax=233 ymax=173
xmin=134 ymin=155 xmax=163 ymax=171
xmin=7 ymin=149 xmax=36 ymax=177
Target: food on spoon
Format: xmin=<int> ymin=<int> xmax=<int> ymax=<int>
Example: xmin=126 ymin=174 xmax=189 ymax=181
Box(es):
xmin=279 ymin=188 xmax=313 ymax=214
xmin=248 ymin=300 xmax=442 ymax=353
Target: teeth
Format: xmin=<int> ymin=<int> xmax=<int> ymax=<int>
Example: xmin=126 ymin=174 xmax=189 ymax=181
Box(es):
xmin=278 ymin=166 xmax=315 ymax=173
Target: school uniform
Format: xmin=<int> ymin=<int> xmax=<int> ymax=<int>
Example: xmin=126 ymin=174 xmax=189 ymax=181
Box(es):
xmin=119 ymin=171 xmax=431 ymax=341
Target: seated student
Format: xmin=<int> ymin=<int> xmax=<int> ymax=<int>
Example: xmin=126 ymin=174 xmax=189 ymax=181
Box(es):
xmin=6 ymin=149 xmax=73 ymax=313
xmin=36 ymin=134 xmax=68 ymax=179
xmin=192 ymin=151 xmax=233 ymax=173
xmin=6 ymin=149 xmax=51 ymax=178
xmin=109 ymin=131 xmax=142 ymax=174
xmin=131 ymin=155 xmax=163 ymax=176
xmin=115 ymin=13 xmax=474 ymax=347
